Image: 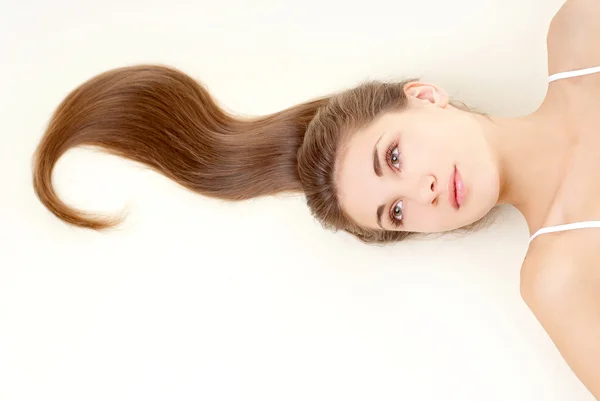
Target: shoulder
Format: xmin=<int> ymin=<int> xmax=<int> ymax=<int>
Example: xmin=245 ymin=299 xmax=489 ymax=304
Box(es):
xmin=524 ymin=218 xmax=600 ymax=275
xmin=521 ymin=229 xmax=600 ymax=310
xmin=546 ymin=0 xmax=600 ymax=77
xmin=521 ymin=232 xmax=600 ymax=398
xmin=521 ymin=235 xmax=586 ymax=314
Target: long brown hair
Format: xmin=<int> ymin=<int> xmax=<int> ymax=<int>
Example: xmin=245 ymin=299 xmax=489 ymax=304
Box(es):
xmin=32 ymin=64 xmax=472 ymax=243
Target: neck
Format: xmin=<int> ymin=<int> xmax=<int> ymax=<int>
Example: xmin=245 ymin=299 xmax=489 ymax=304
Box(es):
xmin=476 ymin=103 xmax=571 ymax=231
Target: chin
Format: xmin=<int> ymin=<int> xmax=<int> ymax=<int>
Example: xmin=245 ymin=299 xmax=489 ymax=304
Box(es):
xmin=462 ymin=168 xmax=499 ymax=218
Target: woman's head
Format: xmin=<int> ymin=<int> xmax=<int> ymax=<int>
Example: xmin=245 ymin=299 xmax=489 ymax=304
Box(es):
xmin=297 ymin=80 xmax=501 ymax=243
xmin=32 ymin=64 xmax=500 ymax=244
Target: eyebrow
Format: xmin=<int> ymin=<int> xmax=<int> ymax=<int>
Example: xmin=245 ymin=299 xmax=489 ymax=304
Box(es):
xmin=376 ymin=204 xmax=385 ymax=229
xmin=373 ymin=133 xmax=384 ymax=177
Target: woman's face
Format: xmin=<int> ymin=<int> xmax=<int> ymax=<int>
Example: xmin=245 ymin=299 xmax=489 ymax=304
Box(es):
xmin=335 ymin=82 xmax=500 ymax=234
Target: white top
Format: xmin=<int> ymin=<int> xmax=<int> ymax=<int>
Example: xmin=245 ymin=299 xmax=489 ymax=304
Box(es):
xmin=529 ymin=221 xmax=600 ymax=243
xmin=548 ymin=65 xmax=600 ymax=83
xmin=528 ymin=65 xmax=600 ymax=243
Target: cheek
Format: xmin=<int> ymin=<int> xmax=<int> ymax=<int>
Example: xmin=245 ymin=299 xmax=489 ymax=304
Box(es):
xmin=404 ymin=135 xmax=450 ymax=171
xmin=404 ymin=203 xmax=459 ymax=232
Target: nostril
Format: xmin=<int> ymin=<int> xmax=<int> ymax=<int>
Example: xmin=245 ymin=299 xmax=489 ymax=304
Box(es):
xmin=431 ymin=181 xmax=435 ymax=192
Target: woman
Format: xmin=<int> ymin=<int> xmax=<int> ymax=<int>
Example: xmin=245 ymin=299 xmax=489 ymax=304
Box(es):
xmin=31 ymin=0 xmax=600 ymax=398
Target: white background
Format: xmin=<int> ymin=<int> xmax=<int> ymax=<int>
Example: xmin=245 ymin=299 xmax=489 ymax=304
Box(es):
xmin=1 ymin=0 xmax=594 ymax=400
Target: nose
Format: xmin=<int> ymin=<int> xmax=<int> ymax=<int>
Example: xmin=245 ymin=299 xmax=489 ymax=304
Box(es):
xmin=418 ymin=174 xmax=438 ymax=205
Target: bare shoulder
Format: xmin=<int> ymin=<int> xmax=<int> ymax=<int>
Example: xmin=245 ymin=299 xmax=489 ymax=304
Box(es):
xmin=546 ymin=0 xmax=600 ymax=76
xmin=521 ymin=231 xmax=600 ymax=398
xmin=521 ymin=230 xmax=600 ymax=300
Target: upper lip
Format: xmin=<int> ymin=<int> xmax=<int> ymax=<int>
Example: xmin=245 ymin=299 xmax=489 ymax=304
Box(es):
xmin=448 ymin=166 xmax=458 ymax=209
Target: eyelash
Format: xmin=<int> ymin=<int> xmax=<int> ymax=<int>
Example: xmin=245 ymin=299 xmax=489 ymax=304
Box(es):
xmin=385 ymin=139 xmax=404 ymax=227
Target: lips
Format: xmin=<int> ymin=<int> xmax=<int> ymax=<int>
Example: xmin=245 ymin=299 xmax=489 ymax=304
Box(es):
xmin=448 ymin=166 xmax=459 ymax=210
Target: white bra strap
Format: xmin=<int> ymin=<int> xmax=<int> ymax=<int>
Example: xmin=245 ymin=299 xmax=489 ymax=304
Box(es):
xmin=549 ymin=66 xmax=600 ymax=82
xmin=529 ymin=221 xmax=600 ymax=243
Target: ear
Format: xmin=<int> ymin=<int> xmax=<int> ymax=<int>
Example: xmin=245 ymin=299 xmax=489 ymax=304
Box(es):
xmin=403 ymin=82 xmax=449 ymax=108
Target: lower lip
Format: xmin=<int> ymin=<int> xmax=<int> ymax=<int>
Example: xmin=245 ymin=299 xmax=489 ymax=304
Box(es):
xmin=454 ymin=167 xmax=466 ymax=207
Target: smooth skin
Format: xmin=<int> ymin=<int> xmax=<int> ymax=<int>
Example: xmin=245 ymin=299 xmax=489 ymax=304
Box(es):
xmin=336 ymin=0 xmax=600 ymax=398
